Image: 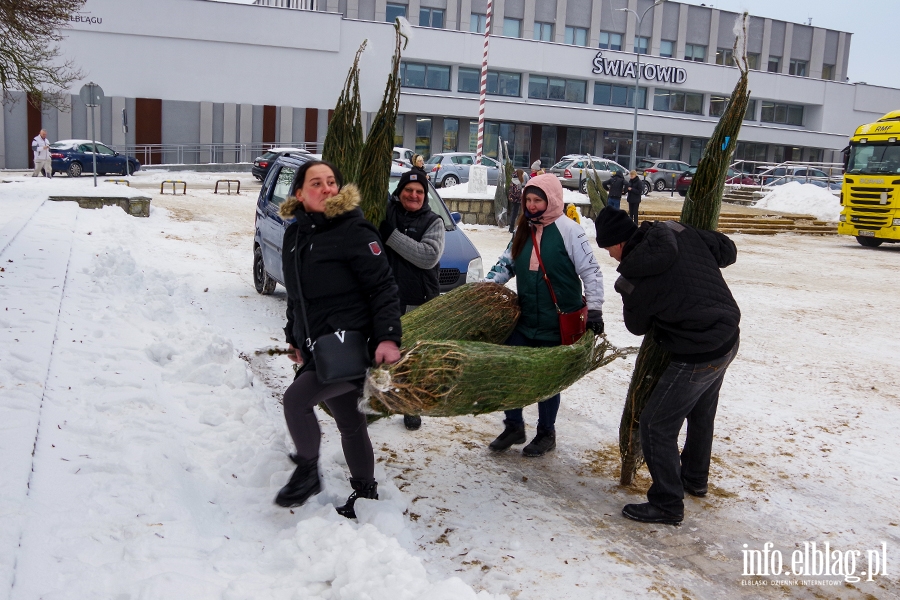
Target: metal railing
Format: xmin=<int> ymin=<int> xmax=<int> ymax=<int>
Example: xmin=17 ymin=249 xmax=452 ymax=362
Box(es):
xmin=727 ymin=160 xmax=844 ymax=190
xmin=110 ymin=142 xmax=323 ymax=166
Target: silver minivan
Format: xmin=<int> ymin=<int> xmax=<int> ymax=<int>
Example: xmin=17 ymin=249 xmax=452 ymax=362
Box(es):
xmin=424 ymin=152 xmax=501 ymax=188
xmin=636 ymin=159 xmax=691 ymax=191
xmin=549 ymin=155 xmax=629 ymax=194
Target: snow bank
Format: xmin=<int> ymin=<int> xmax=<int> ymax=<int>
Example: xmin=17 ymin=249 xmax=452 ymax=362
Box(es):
xmin=1 ymin=177 xmax=148 ymax=198
xmin=754 ymin=181 xmax=841 ymax=222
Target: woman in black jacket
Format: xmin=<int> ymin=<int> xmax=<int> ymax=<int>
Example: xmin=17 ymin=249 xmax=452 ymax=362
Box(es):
xmin=275 ymin=160 xmax=403 ymax=518
xmin=626 ymin=170 xmax=643 ymax=224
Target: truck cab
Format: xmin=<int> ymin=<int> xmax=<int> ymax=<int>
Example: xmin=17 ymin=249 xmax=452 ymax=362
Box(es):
xmin=838 ymin=111 xmax=900 ymax=247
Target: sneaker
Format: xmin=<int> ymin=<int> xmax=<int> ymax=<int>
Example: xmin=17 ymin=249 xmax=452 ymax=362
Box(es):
xmin=622 ymin=502 xmax=683 ymax=525
xmin=522 ymin=429 xmax=556 ymax=457
xmin=403 ymin=414 xmax=422 ymax=430
xmin=336 ymin=479 xmax=378 ymax=519
xmin=274 ymin=457 xmax=321 ymax=508
xmin=488 ymin=420 xmax=526 ymax=451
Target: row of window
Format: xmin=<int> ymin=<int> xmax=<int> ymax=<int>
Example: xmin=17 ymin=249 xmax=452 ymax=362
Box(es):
xmin=386 ymin=5 xmax=836 ymax=81
xmin=400 ymin=61 xmax=805 ymax=124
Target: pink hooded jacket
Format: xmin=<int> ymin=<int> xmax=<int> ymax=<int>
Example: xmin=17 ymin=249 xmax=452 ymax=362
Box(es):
xmin=521 ymin=173 xmax=565 ymax=270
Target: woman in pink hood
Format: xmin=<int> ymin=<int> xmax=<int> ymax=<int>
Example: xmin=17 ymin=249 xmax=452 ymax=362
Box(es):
xmin=483 ymin=174 xmax=606 ymax=456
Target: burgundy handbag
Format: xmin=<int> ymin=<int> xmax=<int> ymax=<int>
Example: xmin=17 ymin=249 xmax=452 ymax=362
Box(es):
xmin=529 ymin=228 xmax=588 ymax=345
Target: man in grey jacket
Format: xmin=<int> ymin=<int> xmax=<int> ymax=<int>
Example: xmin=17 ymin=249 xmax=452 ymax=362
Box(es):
xmin=379 ymin=170 xmax=446 ymax=430
xmin=32 ymin=130 xmax=52 ymax=177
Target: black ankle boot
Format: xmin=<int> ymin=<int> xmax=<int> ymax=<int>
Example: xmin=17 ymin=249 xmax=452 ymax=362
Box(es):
xmin=489 ymin=420 xmax=527 ymax=451
xmin=336 ymin=479 xmax=378 ymax=519
xmin=522 ymin=428 xmax=556 ymax=457
xmin=274 ymin=457 xmax=321 ymax=508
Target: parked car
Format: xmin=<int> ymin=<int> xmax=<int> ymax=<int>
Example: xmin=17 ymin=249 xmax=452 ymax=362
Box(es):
xmin=253 ymin=154 xmax=482 ymax=295
xmin=424 ymin=152 xmax=501 ymax=188
xmin=548 ymin=155 xmax=629 ymax=194
xmin=675 ymin=167 xmax=756 ymax=196
xmin=49 ymin=140 xmax=141 ymax=177
xmin=252 ymin=147 xmax=311 ymax=181
xmin=393 ymin=146 xmax=414 ymax=167
xmin=636 ymin=159 xmax=691 ymax=192
xmin=757 ymin=166 xmax=841 ymax=189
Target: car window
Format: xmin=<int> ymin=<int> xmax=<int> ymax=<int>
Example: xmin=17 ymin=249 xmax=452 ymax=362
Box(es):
xmin=637 ymin=159 xmax=654 ymax=170
xmin=96 ymin=144 xmax=116 ymax=155
xmin=571 ymin=161 xmax=585 ymax=169
xmin=591 ymin=160 xmax=606 ymax=171
xmin=392 ymin=151 xmax=400 ymax=160
xmin=481 ymin=157 xmax=499 ymax=168
xmin=454 ymin=155 xmax=474 ymax=165
xmin=79 ymin=144 xmax=96 ymax=152
xmin=269 ymin=166 xmax=296 ymax=207
xmin=550 ymin=160 xmax=570 ymax=170
xmin=261 ymin=151 xmax=278 ymax=160
xmin=810 ymin=169 xmax=827 ymax=177
xmin=426 ymin=155 xmax=442 ymax=165
xmin=726 ymin=168 xmax=736 ymax=177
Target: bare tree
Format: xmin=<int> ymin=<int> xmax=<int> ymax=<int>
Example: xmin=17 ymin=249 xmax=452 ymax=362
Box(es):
xmin=0 ymin=0 xmax=85 ymax=109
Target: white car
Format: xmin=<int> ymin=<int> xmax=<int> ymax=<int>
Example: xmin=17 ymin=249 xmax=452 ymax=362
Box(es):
xmin=393 ymin=147 xmax=413 ymax=167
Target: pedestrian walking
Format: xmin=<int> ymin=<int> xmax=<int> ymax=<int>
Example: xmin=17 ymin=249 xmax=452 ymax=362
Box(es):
xmin=32 ymin=130 xmax=52 ymax=178
xmin=275 ymin=160 xmax=403 ymax=519
xmin=595 ymin=207 xmax=741 ymax=525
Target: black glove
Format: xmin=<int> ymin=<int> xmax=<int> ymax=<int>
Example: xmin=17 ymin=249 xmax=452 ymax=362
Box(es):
xmin=587 ymin=310 xmax=604 ymax=335
xmin=378 ymin=219 xmax=395 ymax=242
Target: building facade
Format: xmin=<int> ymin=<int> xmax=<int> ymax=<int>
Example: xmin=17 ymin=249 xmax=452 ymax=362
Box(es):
xmin=2 ymin=0 xmax=899 ymax=171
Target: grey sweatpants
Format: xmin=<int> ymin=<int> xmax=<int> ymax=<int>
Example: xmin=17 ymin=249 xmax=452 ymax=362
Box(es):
xmin=282 ymin=369 xmax=374 ymax=483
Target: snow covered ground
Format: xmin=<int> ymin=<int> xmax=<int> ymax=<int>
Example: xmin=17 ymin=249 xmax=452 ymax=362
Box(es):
xmin=754 ymin=182 xmax=842 ymax=222
xmin=1 ymin=178 xmax=898 ymax=599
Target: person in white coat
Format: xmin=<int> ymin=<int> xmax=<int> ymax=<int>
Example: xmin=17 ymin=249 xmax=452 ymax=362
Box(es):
xmin=32 ymin=130 xmax=52 ymax=178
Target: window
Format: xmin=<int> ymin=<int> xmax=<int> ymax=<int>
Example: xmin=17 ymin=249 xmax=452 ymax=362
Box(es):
xmin=419 ymin=8 xmax=444 ymax=28
xmin=470 ymin=13 xmax=486 ymax=33
xmin=459 ymin=68 xmax=521 ymax=97
xmin=709 ymin=95 xmax=728 ymax=117
xmin=747 ymin=53 xmax=760 ymax=70
xmin=529 ymin=76 xmax=586 ymax=103
xmin=653 ymin=89 xmax=704 ymax=115
xmin=684 ymin=44 xmax=706 ymax=62
xmin=458 ymin=67 xmax=480 ymax=93
xmin=761 ymin=102 xmax=803 ymax=126
xmin=822 ymin=64 xmax=835 ymax=80
xmin=599 ymin=31 xmax=622 ymax=51
xmin=735 ymin=141 xmax=768 ymax=163
xmin=468 ymin=122 xmax=477 ymax=152
xmin=565 ymin=26 xmax=588 ymax=46
xmin=270 ymin=167 xmax=296 ymax=207
xmin=634 ymin=36 xmax=649 ymax=55
xmin=394 ymin=115 xmax=404 ymax=147
xmin=659 ymin=40 xmax=674 ymax=58
xmin=443 ymin=119 xmax=458 ymax=152
xmin=487 ymin=71 xmax=521 ymax=96
xmin=565 ymin=128 xmax=596 ymax=156
xmin=540 ymin=127 xmax=557 ymax=169
xmin=789 ymin=59 xmax=808 ymax=77
xmin=503 ymin=18 xmax=521 ymax=38
xmin=534 ymin=22 xmax=552 ymax=41
xmin=415 ymin=117 xmax=432 ymax=159
xmin=385 ymin=3 xmax=406 ymax=22
xmin=744 ymin=98 xmax=757 ymax=121
xmin=715 ymin=48 xmax=733 ymax=66
xmin=668 ymin=137 xmax=683 ymax=160
xmin=767 ymin=56 xmax=781 ymax=73
xmin=400 ymin=62 xmax=451 ymax=90
xmin=593 ymin=83 xmax=647 ymax=109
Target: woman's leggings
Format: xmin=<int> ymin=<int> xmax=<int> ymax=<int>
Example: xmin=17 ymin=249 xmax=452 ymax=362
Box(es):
xmin=282 ymin=369 xmax=374 ymax=483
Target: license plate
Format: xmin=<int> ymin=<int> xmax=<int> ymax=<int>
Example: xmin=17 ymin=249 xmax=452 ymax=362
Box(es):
xmin=858 ymin=230 xmax=875 ymax=237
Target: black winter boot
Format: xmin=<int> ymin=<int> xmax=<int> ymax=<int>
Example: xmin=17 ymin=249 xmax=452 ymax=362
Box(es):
xmin=522 ymin=428 xmax=556 ymax=457
xmin=274 ymin=457 xmax=322 ymax=508
xmin=488 ymin=420 xmax=527 ymax=451
xmin=336 ymin=479 xmax=378 ymax=519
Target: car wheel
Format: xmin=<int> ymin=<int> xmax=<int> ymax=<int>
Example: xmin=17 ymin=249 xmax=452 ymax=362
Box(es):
xmin=253 ymin=245 xmax=277 ymax=295
xmin=856 ymin=236 xmax=883 ymax=248
xmin=442 ymin=174 xmax=459 ymax=187
xmin=654 ymin=178 xmax=667 ymax=192
xmin=67 ymin=162 xmax=83 ymax=177
xmin=579 ymin=178 xmax=588 ymax=194
xmin=678 ymin=190 xmax=687 ymax=197
xmin=642 ymin=181 xmax=651 ymax=196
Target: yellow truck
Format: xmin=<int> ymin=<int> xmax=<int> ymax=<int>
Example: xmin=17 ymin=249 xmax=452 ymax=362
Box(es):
xmin=838 ymin=111 xmax=900 ymax=247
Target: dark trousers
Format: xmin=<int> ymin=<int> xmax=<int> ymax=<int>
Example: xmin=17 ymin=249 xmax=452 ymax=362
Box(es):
xmin=628 ymin=201 xmax=640 ymax=224
xmin=508 ymin=202 xmax=521 ymax=232
xmin=283 ymin=370 xmax=374 ymax=483
xmin=607 ymin=196 xmax=621 ymax=210
xmin=640 ymin=339 xmax=739 ymax=516
xmin=502 ymin=329 xmax=561 ymax=432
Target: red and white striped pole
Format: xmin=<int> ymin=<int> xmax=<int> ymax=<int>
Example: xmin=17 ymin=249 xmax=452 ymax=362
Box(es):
xmin=475 ymin=0 xmax=493 ymax=164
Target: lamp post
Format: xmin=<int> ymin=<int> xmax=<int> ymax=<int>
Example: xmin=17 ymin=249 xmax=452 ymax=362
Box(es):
xmin=619 ymin=0 xmax=664 ymax=172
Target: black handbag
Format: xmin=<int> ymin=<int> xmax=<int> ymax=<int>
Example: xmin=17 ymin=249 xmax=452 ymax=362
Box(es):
xmin=292 ymin=229 xmax=371 ymax=384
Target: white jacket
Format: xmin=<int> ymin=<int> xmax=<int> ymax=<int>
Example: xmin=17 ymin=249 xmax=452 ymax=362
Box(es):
xmin=32 ymin=135 xmax=51 ymax=161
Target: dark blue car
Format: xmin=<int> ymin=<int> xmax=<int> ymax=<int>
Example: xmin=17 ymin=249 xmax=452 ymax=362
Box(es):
xmin=50 ymin=139 xmax=141 ymax=177
xmin=253 ymin=154 xmax=483 ymax=295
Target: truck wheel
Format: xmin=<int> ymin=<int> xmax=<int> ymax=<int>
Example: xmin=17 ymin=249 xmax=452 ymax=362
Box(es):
xmin=856 ymin=236 xmax=883 ymax=248
xmin=253 ymin=246 xmax=277 ymax=294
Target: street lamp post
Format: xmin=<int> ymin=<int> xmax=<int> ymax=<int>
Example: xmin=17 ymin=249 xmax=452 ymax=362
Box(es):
xmin=619 ymin=0 xmax=665 ymax=172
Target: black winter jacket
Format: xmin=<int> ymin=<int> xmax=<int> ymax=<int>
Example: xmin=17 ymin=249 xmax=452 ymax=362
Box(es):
xmin=614 ymin=220 xmax=740 ymax=361
xmin=383 ymin=196 xmax=442 ymax=306
xmin=603 ymin=173 xmax=627 ymax=198
xmin=626 ymin=176 xmax=643 ymax=203
xmin=282 ymin=185 xmax=402 ymax=363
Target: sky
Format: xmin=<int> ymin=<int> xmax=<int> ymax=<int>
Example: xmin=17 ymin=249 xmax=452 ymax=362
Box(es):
xmin=212 ymin=0 xmax=900 ymax=89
